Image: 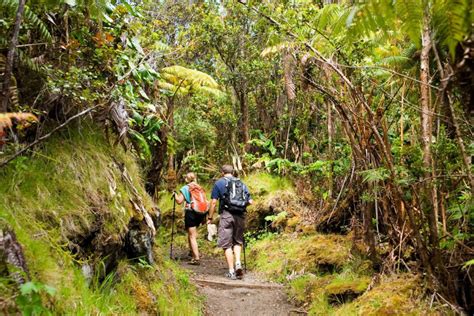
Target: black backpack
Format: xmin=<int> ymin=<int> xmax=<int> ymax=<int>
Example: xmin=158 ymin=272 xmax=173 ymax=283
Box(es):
xmin=221 ymin=177 xmax=250 ymax=214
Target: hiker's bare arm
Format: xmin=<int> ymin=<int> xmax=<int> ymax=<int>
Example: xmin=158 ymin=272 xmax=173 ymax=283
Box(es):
xmin=207 ymin=199 xmax=217 ymax=223
xmin=174 ymin=192 xmax=185 ymax=204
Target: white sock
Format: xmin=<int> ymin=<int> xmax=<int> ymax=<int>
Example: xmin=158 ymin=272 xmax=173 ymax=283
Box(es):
xmin=235 ymin=261 xmax=241 ymax=266
xmin=229 ymin=268 xmax=235 ymax=274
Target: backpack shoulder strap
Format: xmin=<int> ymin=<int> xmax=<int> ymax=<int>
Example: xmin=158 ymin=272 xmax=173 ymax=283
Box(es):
xmin=181 ymin=185 xmax=191 ymax=204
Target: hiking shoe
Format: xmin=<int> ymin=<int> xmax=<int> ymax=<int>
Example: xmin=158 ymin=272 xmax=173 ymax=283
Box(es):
xmin=188 ymin=258 xmax=200 ymax=266
xmin=225 ymin=271 xmax=237 ymax=280
xmin=235 ymin=263 xmax=243 ymax=279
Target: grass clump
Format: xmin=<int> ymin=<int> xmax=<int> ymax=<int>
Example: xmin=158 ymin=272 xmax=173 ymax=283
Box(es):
xmin=249 ymin=233 xmax=352 ymax=281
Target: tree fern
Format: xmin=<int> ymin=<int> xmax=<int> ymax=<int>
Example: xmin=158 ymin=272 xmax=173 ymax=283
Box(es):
xmin=432 ymin=0 xmax=470 ymax=57
xmin=161 ymin=65 xmax=219 ymax=89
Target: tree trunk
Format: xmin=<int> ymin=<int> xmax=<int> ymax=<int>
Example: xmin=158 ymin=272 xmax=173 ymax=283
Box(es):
xmin=237 ymin=88 xmax=250 ymax=147
xmin=146 ymin=99 xmax=174 ymax=197
xmin=420 ymin=8 xmax=439 ymax=248
xmin=1 ymin=0 xmax=26 ymax=113
xmin=327 ymin=101 xmax=334 ymax=199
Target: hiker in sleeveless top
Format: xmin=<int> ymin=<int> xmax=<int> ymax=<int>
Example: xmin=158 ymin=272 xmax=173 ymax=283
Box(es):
xmin=174 ymin=172 xmax=209 ymax=265
xmin=207 ymin=165 xmax=253 ymax=280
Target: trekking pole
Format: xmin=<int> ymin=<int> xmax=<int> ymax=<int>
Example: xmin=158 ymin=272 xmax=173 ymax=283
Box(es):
xmin=170 ymin=192 xmax=176 ymax=259
xmin=243 ymin=235 xmax=247 ymax=272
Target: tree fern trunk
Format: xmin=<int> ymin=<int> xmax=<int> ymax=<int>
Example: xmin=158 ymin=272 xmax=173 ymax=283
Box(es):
xmin=1 ymin=0 xmax=25 ymax=113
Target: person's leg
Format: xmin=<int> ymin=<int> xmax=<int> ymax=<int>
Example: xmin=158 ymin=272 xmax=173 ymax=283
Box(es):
xmin=187 ymin=227 xmax=199 ymax=260
xmin=224 ymin=247 xmax=234 ymax=271
xmin=184 ymin=210 xmax=194 ymax=258
xmin=218 ymin=214 xmax=236 ymax=278
xmin=233 ymin=244 xmax=241 ymax=263
xmin=233 ymin=214 xmax=245 ymax=278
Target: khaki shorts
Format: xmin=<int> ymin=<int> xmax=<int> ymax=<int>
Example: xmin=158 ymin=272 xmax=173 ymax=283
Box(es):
xmin=217 ymin=211 xmax=245 ymax=249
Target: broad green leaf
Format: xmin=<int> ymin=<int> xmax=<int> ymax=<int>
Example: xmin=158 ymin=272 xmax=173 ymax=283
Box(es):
xmin=20 ymin=282 xmax=37 ymax=295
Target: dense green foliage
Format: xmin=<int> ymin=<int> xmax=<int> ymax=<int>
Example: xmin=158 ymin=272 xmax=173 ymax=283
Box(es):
xmin=0 ymin=0 xmax=472 ymax=313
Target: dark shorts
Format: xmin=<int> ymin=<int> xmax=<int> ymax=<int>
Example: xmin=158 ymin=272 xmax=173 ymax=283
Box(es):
xmin=217 ymin=211 xmax=245 ymax=249
xmin=184 ymin=209 xmax=206 ymax=228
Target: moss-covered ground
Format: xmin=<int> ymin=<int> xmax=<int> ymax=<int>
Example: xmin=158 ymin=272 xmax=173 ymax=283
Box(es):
xmin=0 ymin=124 xmax=203 ymax=314
xmin=248 ymin=232 xmax=450 ymax=315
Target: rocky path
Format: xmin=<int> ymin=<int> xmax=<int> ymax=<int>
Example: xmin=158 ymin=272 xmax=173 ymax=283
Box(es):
xmin=178 ymin=252 xmax=299 ymax=316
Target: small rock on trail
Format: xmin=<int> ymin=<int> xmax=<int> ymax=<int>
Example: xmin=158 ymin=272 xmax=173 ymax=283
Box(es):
xmin=177 ymin=251 xmax=299 ymax=316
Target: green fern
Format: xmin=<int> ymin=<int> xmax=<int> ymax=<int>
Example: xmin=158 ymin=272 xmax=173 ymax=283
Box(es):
xmin=158 ymin=65 xmax=222 ymax=97
xmin=0 ymin=0 xmax=52 ymax=42
xmin=24 ymin=6 xmax=52 ymax=42
xmin=377 ymin=55 xmax=413 ymax=68
xmin=314 ymin=4 xmax=343 ymax=32
xmin=394 ymin=0 xmax=423 ymax=46
xmin=0 ymin=38 xmax=43 ymax=72
xmin=0 ymin=54 xmax=20 ymax=108
xmin=432 ymin=0 xmax=470 ymax=57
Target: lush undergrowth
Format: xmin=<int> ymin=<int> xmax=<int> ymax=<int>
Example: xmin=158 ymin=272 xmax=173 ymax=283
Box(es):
xmin=0 ymin=125 xmax=202 ymax=314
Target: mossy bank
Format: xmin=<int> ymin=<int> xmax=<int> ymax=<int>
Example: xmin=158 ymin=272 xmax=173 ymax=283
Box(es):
xmin=0 ymin=124 xmax=203 ymax=314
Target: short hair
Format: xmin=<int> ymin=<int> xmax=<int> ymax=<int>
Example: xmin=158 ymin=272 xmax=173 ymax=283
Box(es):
xmin=221 ymin=164 xmax=234 ymax=175
xmin=185 ymin=172 xmax=196 ymax=183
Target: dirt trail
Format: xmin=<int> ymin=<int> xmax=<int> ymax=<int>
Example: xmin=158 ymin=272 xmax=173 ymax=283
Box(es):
xmin=177 ymin=251 xmax=299 ymax=316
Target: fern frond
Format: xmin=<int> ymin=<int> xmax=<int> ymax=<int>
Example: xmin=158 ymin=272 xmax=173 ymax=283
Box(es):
xmin=0 ymin=38 xmax=43 ymax=72
xmin=394 ymin=0 xmax=423 ymax=46
xmin=0 ymin=54 xmax=20 ymax=108
xmin=401 ymin=44 xmax=418 ymax=58
xmin=377 ymin=55 xmax=414 ymax=69
xmin=197 ymin=86 xmax=226 ymax=98
xmin=160 ymin=65 xmax=219 ymax=89
xmin=155 ymin=80 xmax=188 ymax=95
xmin=24 ymin=6 xmax=52 ymax=42
xmin=432 ymin=0 xmax=470 ymax=57
xmin=314 ymin=4 xmax=342 ymax=31
xmin=261 ymin=41 xmax=294 ymax=57
xmin=349 ymin=0 xmax=396 ymax=40
xmin=0 ymin=1 xmax=52 ymax=42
